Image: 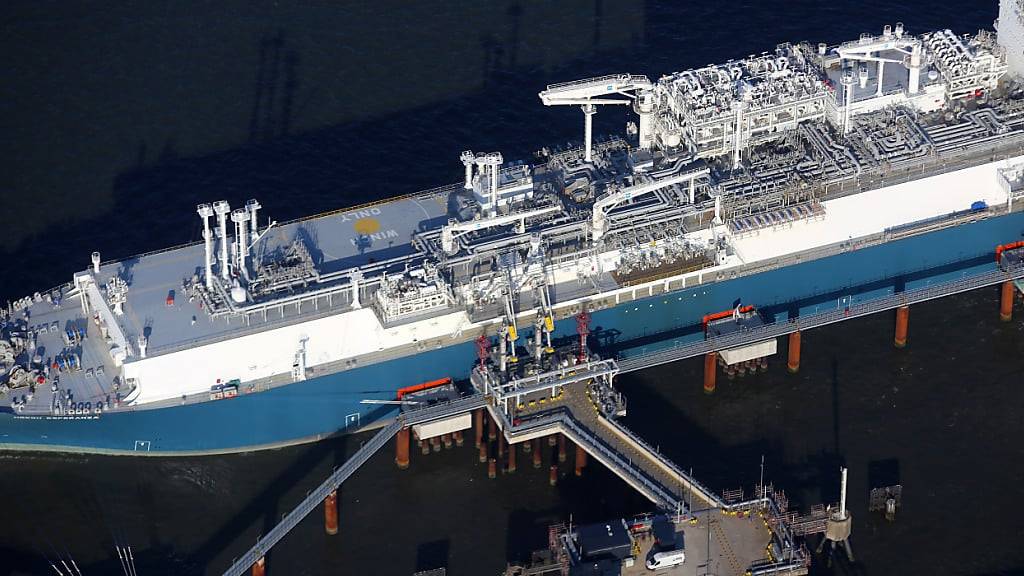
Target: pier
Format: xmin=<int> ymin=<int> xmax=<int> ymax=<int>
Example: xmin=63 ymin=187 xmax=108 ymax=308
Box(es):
xmin=221 ymin=248 xmax=1024 ymax=576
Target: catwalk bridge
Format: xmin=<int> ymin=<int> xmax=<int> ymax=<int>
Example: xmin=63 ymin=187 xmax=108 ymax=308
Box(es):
xmin=223 ymin=256 xmax=1023 ymax=576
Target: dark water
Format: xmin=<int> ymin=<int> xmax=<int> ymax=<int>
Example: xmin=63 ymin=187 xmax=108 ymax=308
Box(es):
xmin=3 ymin=1 xmax=1023 ymax=575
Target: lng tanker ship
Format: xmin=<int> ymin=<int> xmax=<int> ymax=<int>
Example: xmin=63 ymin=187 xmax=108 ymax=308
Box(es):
xmin=4 ymin=14 xmax=1024 ymax=454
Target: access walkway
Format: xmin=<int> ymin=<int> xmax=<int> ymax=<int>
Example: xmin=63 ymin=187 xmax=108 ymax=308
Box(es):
xmin=619 ymin=261 xmax=1024 ymax=374
xmin=221 ymin=395 xmax=485 ymax=576
xmin=218 ymin=250 xmax=1024 ymax=576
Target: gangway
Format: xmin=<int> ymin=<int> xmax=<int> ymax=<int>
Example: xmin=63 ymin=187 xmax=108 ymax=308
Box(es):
xmin=496 ymin=380 xmax=720 ymax=511
xmin=221 ymin=254 xmax=1024 ymax=576
xmin=492 ymin=376 xmax=809 ymax=574
xmin=221 ymin=395 xmax=485 ymax=576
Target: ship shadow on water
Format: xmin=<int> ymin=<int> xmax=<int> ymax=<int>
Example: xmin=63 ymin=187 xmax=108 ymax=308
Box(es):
xmin=0 ymin=0 xmax=648 ymax=304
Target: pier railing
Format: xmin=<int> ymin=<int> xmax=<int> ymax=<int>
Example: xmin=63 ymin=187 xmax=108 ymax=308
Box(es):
xmin=503 ymin=408 xmax=683 ymax=510
xmin=619 ymin=263 xmax=1024 ymax=373
xmin=598 ymin=415 xmax=721 ymax=507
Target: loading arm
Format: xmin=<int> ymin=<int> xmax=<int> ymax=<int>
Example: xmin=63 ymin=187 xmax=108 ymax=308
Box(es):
xmin=591 ymin=167 xmax=709 ymax=242
xmin=441 ymin=206 xmax=562 ymax=255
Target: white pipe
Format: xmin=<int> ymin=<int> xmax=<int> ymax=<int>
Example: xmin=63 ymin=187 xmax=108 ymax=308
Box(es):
xmin=732 ymin=102 xmax=743 ymax=169
xmin=202 ymin=226 xmax=213 ymax=288
xmin=215 ymin=201 xmax=231 ymax=280
xmin=876 ymin=59 xmax=884 ymax=97
xmin=198 ymin=204 xmax=214 ymax=288
xmin=247 ymin=199 xmax=261 ymax=239
xmin=908 ymin=44 xmax=921 ymax=94
xmin=490 ymin=162 xmax=499 ymax=216
xmin=839 ymin=466 xmax=848 ymax=518
xmin=350 ymin=270 xmax=362 ymax=309
xmin=843 ymin=77 xmax=854 ymax=134
xmin=237 ymin=212 xmax=248 ymax=277
xmin=583 ymin=104 xmax=596 ymax=162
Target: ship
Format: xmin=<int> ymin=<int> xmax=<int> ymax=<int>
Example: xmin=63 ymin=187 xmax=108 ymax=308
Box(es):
xmin=4 ymin=9 xmax=1024 ymax=455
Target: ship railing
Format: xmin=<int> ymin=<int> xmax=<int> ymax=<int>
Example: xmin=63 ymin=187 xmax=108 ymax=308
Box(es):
xmin=400 ymin=393 xmax=488 ymax=426
xmin=544 ymin=74 xmax=651 ymax=92
xmin=144 ymin=294 xmax=351 ymax=357
xmin=618 ymin=262 xmax=1024 ymax=373
xmin=273 ymin=182 xmax=462 ymax=231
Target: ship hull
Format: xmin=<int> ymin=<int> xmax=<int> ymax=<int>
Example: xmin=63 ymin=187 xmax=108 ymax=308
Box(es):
xmin=3 ymin=210 xmax=1022 ymax=455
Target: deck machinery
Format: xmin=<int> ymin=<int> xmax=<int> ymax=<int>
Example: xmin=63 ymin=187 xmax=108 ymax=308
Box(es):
xmin=3 ymin=14 xmax=1024 ymax=454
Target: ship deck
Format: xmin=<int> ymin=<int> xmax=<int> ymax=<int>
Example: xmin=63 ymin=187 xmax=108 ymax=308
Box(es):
xmin=4 ymin=188 xmax=451 ymax=415
xmin=10 ymin=298 xmax=123 ymax=414
xmin=95 ymin=188 xmax=451 ymax=355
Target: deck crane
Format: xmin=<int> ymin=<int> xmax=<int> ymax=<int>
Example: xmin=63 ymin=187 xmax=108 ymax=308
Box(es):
xmin=835 ymin=23 xmax=924 ymax=98
xmin=538 ymin=74 xmax=652 ymax=162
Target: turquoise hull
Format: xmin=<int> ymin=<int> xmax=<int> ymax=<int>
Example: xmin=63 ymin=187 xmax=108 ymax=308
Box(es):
xmin=2 ymin=211 xmax=1022 ymax=454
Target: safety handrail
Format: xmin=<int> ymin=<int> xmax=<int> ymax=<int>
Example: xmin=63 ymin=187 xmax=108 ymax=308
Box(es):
xmin=504 ymin=407 xmax=680 ymax=510
xmin=600 ymin=416 xmax=721 ymax=507
xmin=222 ymin=418 xmax=402 ymax=576
xmin=222 ymin=394 xmax=486 ymax=576
xmin=544 ymin=74 xmax=651 ymax=92
xmin=619 ymin=263 xmax=1024 ymax=373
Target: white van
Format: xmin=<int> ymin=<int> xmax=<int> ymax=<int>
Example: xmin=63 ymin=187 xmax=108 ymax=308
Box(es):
xmin=646 ymin=549 xmax=685 ymax=570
